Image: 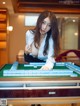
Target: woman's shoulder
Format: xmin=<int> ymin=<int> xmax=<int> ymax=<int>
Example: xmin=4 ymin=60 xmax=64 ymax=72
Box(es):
xmin=26 ymin=30 xmax=35 ymax=37
xmin=26 ymin=30 xmax=34 ymax=34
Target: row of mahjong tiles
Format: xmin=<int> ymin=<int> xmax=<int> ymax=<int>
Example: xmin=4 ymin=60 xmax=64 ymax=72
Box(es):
xmin=3 ymin=62 xmax=80 ymax=77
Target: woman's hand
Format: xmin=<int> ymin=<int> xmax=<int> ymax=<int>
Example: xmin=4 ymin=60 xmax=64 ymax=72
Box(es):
xmin=40 ymin=65 xmax=53 ymax=70
xmin=40 ymin=57 xmax=55 ymax=70
xmin=40 ymin=65 xmax=50 ymax=70
xmin=24 ymin=45 xmax=32 ymax=54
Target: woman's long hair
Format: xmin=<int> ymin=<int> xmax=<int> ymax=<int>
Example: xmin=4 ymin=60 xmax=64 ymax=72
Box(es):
xmin=32 ymin=11 xmax=60 ymax=57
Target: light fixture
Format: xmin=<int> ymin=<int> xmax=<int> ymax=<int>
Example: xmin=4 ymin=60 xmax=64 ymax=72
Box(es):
xmin=2 ymin=2 xmax=6 ymax=4
xmin=25 ymin=13 xmax=39 ymax=26
xmin=74 ymin=32 xmax=78 ymax=36
xmin=72 ymin=19 xmax=76 ymax=22
xmin=7 ymin=26 xmax=13 ymax=31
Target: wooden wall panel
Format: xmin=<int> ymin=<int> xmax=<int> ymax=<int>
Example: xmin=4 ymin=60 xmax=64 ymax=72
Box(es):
xmin=0 ymin=33 xmax=6 ymax=40
xmin=0 ymin=50 xmax=8 ymax=67
xmin=0 ymin=42 xmax=7 ymax=49
xmin=0 ymin=8 xmax=9 ymax=67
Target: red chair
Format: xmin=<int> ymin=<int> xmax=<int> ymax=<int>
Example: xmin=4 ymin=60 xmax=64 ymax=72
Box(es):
xmin=55 ymin=50 xmax=80 ymax=65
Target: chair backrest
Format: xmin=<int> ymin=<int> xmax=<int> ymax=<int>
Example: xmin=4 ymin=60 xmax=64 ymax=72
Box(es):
xmin=67 ymin=52 xmax=79 ymax=61
xmin=16 ymin=50 xmax=24 ymax=63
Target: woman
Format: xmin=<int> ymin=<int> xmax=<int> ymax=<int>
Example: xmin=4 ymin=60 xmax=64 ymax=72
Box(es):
xmin=24 ymin=11 xmax=60 ymax=70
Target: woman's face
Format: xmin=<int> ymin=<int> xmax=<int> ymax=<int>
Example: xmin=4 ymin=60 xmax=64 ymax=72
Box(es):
xmin=40 ymin=17 xmax=51 ymax=35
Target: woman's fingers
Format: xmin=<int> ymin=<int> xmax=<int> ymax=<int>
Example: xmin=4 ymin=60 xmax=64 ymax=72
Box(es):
xmin=40 ymin=65 xmax=50 ymax=70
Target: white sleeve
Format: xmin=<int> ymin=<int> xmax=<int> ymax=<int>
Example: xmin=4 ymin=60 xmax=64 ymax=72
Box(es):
xmin=26 ymin=30 xmax=34 ymax=46
xmin=45 ymin=37 xmax=55 ymax=69
xmin=45 ymin=57 xmax=55 ymax=69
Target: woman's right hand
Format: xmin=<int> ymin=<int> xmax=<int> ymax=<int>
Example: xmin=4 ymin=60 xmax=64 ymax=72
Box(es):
xmin=24 ymin=45 xmax=32 ymax=54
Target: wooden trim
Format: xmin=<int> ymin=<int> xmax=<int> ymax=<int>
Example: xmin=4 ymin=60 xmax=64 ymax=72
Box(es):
xmin=16 ymin=7 xmax=80 ymax=14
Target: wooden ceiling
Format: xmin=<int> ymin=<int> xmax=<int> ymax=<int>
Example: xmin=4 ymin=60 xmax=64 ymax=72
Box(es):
xmin=12 ymin=0 xmax=80 ymax=14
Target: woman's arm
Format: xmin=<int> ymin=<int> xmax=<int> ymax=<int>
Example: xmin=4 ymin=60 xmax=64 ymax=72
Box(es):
xmin=24 ymin=30 xmax=34 ymax=54
xmin=24 ymin=45 xmax=32 ymax=54
xmin=40 ymin=37 xmax=55 ymax=70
